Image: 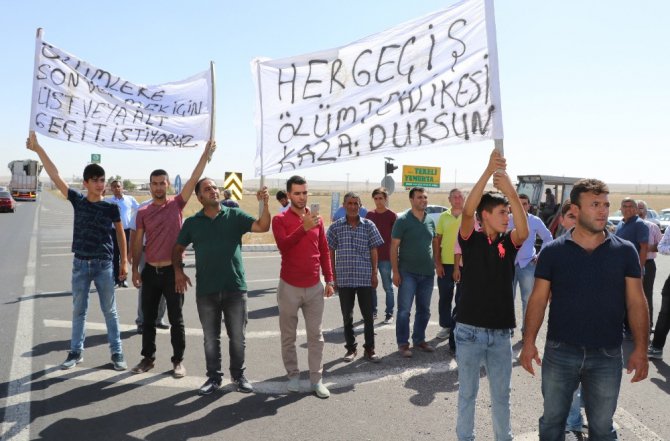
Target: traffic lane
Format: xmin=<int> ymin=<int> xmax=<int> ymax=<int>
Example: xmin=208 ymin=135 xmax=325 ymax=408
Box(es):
xmin=0 ymin=199 xmax=36 ymax=427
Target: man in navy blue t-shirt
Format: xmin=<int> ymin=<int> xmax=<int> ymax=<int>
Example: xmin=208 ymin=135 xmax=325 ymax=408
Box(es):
xmin=520 ymin=178 xmax=649 ymax=440
xmin=27 ymin=131 xmax=128 ymax=371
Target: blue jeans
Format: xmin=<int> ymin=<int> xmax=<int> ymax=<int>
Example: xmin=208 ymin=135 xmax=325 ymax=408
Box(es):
xmin=373 ymin=260 xmax=394 ymax=316
xmin=455 ymin=323 xmax=513 ymax=441
xmin=513 ymin=261 xmax=535 ymax=333
xmin=196 ymin=291 xmax=248 ymax=381
xmin=70 ymin=257 xmax=122 ymax=355
xmin=566 ymin=386 xmax=583 ymax=432
xmin=437 ymin=263 xmax=458 ymax=328
xmin=540 ymin=340 xmax=622 ymax=440
xmin=396 ymin=270 xmax=433 ymax=346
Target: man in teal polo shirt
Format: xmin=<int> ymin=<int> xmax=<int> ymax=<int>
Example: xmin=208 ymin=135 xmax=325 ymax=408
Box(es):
xmin=391 ymin=187 xmax=439 ymax=357
xmin=172 ymin=177 xmax=270 ymax=396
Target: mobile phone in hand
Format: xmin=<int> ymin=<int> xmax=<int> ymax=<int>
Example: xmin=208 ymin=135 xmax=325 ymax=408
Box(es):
xmin=310 ymin=203 xmax=320 ymax=216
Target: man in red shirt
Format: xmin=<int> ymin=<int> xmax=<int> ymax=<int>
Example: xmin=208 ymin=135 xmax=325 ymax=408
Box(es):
xmin=272 ymin=176 xmax=334 ymax=399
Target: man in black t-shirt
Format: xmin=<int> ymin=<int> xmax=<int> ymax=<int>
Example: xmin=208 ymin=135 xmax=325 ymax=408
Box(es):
xmin=454 ymin=149 xmax=529 ymax=441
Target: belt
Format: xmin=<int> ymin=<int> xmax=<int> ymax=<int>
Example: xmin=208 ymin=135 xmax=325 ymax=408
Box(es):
xmin=145 ymin=263 xmax=174 ymax=274
xmin=74 ymin=254 xmax=104 ymax=261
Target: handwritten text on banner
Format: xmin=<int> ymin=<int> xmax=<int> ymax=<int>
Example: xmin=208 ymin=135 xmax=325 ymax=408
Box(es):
xmin=31 ymin=38 xmax=211 ymax=150
xmin=253 ymin=0 xmax=502 ymax=176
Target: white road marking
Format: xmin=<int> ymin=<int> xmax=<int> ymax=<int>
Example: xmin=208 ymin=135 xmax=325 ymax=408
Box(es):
xmin=40 ymin=253 xmax=73 ymax=257
xmin=1 ymin=203 xmax=39 ymax=441
xmin=43 ymin=319 xmax=442 ymax=339
xmin=614 ymin=406 xmax=663 ymax=440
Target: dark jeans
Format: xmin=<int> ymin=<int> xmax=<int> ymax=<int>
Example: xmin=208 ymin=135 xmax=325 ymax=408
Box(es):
xmin=437 ymin=264 xmax=459 ymax=329
xmin=196 ymin=291 xmax=248 ymax=381
xmin=141 ymin=264 xmax=185 ymax=362
xmin=111 ymin=228 xmax=130 ymax=284
xmin=652 ymin=274 xmax=670 ymax=349
xmin=643 ymin=259 xmax=656 ymax=328
xmin=338 ymin=287 xmax=375 ymax=351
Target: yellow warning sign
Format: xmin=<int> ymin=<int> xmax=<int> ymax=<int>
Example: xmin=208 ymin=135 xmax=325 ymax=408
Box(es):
xmin=402 ymin=165 xmax=441 ymax=188
xmin=224 ymin=172 xmax=243 ymax=200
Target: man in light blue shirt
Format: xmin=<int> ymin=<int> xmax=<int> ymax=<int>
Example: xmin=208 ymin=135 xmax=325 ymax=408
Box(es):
xmin=508 ymin=194 xmax=553 ymax=335
xmin=105 ymin=180 xmax=139 ymax=287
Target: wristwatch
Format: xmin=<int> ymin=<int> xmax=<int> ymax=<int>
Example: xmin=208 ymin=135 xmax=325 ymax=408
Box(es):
xmin=326 ymin=281 xmax=335 ymax=287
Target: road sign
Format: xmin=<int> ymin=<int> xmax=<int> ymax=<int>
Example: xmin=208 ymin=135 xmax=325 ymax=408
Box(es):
xmin=91 ymin=154 xmax=101 ymax=164
xmin=381 ymin=175 xmax=395 ymax=195
xmin=174 ymin=175 xmax=182 ymax=194
xmin=402 ymin=165 xmax=441 ymax=188
xmin=224 ymin=172 xmax=243 ymax=200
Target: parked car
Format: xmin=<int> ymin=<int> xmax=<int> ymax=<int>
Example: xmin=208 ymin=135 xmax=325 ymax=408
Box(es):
xmin=659 ymin=213 xmax=670 ymax=233
xmin=661 ymin=208 xmax=670 ymax=215
xmin=425 ymin=205 xmax=449 ymax=224
xmin=0 ymin=191 xmax=16 ymax=213
xmin=609 ymin=208 xmax=662 ymax=229
xmin=608 ymin=210 xmax=623 ymax=226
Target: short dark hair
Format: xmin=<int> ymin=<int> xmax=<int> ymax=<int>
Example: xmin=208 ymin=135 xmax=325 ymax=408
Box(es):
xmin=476 ymin=192 xmax=508 ymax=221
xmin=560 ymin=200 xmax=572 ymax=216
xmin=371 ymin=187 xmax=388 ymax=199
xmin=195 ymin=177 xmax=214 ymax=195
xmin=409 ymin=187 xmax=425 ymax=198
xmin=570 ymin=179 xmax=609 ymax=207
xmin=518 ymin=193 xmax=530 ymax=202
xmin=286 ymin=175 xmax=306 ymax=193
xmin=83 ymin=164 xmax=105 ymax=182
xmin=110 ymin=179 xmax=121 ymax=186
xmin=150 ymin=169 xmax=169 ymax=182
xmin=449 ymin=188 xmax=461 ymax=197
xmin=343 ymin=191 xmax=360 ymax=204
xmin=276 ymin=190 xmax=287 ymax=201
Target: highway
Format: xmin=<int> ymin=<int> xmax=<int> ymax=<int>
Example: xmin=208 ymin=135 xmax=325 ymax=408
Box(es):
xmin=1 ymin=190 xmax=669 ymax=440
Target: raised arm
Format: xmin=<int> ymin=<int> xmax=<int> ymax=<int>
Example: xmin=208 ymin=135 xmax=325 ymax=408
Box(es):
xmin=494 ymin=171 xmax=529 ymax=245
xmin=461 ymin=149 xmax=505 ymax=237
xmin=180 ymin=140 xmax=216 ymax=202
xmin=251 ymin=186 xmax=271 ymax=233
xmin=26 ymin=131 xmax=68 ymax=198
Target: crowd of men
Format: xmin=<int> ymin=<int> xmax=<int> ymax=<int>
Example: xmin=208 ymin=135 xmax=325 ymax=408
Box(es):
xmin=27 ymin=131 xmax=664 ymax=439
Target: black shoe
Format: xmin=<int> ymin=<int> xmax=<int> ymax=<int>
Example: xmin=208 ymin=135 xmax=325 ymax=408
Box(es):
xmin=233 ymin=375 xmax=253 ymax=393
xmin=136 ymin=325 xmax=143 ymax=334
xmin=564 ymin=430 xmax=584 ymax=441
xmin=156 ymin=322 xmax=170 ymax=330
xmin=198 ymin=377 xmax=222 ymax=396
xmin=120 ymin=281 xmax=128 ymax=288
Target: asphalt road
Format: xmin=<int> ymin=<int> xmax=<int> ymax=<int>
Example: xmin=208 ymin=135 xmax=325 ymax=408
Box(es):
xmin=1 ymin=190 xmax=669 ymax=441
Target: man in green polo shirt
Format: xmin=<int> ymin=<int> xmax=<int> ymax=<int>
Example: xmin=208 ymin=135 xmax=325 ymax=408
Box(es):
xmin=172 ymin=177 xmax=270 ymax=396
xmin=391 ymin=187 xmax=439 ymax=358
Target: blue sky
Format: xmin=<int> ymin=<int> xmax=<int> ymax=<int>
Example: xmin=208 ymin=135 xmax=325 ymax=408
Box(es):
xmin=1 ymin=0 xmax=668 ymax=186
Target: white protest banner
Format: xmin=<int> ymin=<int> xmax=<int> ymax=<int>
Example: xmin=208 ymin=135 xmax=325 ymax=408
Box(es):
xmin=252 ymin=0 xmax=503 ymax=176
xmin=30 ymin=31 xmax=213 ymax=150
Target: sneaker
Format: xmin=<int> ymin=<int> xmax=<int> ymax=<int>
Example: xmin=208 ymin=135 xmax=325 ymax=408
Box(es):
xmin=364 ymin=348 xmax=381 ymax=363
xmin=131 ymin=357 xmax=155 ymax=374
xmin=233 ymin=375 xmax=253 ymax=393
xmin=436 ymin=327 xmax=451 ymax=340
xmin=287 ymin=376 xmax=301 ymax=393
xmin=156 ymin=322 xmax=170 ymax=330
xmin=111 ymin=353 xmax=127 ymax=371
xmin=373 ymin=311 xmax=378 ymax=320
xmin=311 ymin=381 xmax=330 ymax=399
xmin=398 ymin=344 xmax=412 ymax=358
xmin=564 ymin=430 xmax=584 ymax=441
xmin=414 ymin=341 xmax=435 ymax=353
xmin=61 ymin=351 xmax=83 ymax=370
xmin=648 ymin=345 xmax=663 ymax=359
xmin=173 ymin=361 xmax=186 ymax=378
xmin=136 ymin=324 xmax=143 ymax=334
xmin=198 ymin=377 xmax=221 ymax=396
xmin=343 ymin=349 xmax=357 ymax=362
xmin=119 ymin=281 xmax=128 ymax=288
xmin=383 ymin=315 xmax=394 ymax=324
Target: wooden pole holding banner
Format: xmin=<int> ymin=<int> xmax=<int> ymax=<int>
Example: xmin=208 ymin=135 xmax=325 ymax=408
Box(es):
xmin=208 ymin=60 xmax=216 ymax=162
xmin=484 ymin=0 xmax=504 ymax=157
xmin=29 ymin=28 xmax=44 ymax=130
xmin=256 ymin=60 xmax=266 ymax=217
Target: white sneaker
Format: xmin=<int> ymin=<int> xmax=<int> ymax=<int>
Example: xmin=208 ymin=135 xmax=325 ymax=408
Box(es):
xmin=383 ymin=315 xmax=394 ymax=324
xmin=436 ymin=327 xmax=451 ymax=340
xmin=312 ymin=380 xmax=330 ymax=399
xmin=287 ymin=376 xmax=301 ymax=393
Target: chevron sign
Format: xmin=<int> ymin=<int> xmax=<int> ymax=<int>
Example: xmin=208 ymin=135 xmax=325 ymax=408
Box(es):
xmin=223 ymin=172 xmax=243 ymax=200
